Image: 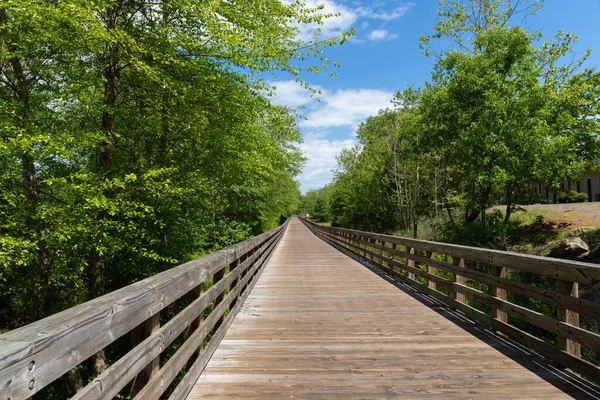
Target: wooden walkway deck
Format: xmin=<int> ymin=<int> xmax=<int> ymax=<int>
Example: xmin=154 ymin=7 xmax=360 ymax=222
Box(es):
xmin=187 ymin=218 xmax=600 ymax=399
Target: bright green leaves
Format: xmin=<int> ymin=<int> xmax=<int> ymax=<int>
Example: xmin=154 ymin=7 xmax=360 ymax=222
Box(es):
xmin=0 ymin=0 xmax=337 ymax=344
xmin=320 ymin=0 xmax=599 ymax=243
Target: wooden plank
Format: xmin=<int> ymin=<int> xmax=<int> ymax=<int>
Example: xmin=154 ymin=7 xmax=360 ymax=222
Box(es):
xmin=212 ymin=266 xmax=227 ymax=333
xmin=427 ymin=251 xmax=437 ymax=290
xmin=185 ymin=282 xmax=205 ymax=372
xmin=228 ymin=255 xmax=242 ymax=311
xmin=408 ymin=247 xmax=416 ymax=280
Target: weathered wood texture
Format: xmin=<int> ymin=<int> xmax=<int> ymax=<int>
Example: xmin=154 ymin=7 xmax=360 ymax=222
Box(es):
xmin=303 ymin=219 xmax=600 ymax=385
xmin=187 ymin=219 xmax=599 ymax=399
xmin=0 ymin=220 xmax=287 ymax=400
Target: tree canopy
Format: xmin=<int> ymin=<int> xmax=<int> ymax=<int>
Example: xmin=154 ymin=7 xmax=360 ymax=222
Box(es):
xmin=0 ymin=0 xmax=350 ymax=339
xmin=313 ymin=0 xmax=600 ymax=243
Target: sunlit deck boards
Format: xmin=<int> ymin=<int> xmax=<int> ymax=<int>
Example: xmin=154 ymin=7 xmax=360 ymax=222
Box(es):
xmin=186 ymin=218 xmax=599 ymax=399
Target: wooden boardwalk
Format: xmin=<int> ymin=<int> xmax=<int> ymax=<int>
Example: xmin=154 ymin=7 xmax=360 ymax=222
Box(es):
xmin=187 ymin=218 xmax=599 ymax=399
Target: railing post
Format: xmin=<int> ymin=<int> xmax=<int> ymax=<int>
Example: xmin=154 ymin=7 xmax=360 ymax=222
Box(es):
xmin=185 ymin=281 xmax=205 ymax=371
xmin=408 ymin=247 xmax=415 ymax=280
xmin=491 ymin=265 xmax=508 ymax=323
xmin=360 ymin=235 xmax=366 ymax=257
xmin=453 ymin=257 xmax=465 ymax=303
xmin=229 ymin=255 xmax=244 ymax=310
xmin=212 ymin=266 xmax=227 ymax=332
xmin=241 ymin=248 xmax=256 ymax=294
xmin=130 ymin=313 xmax=160 ymax=395
xmin=557 ymin=280 xmax=581 ymax=357
xmin=426 ymin=251 xmax=436 ymax=290
xmin=390 ymin=243 xmax=398 ymax=272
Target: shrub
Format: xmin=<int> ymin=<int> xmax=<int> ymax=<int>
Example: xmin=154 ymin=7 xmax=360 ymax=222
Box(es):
xmin=558 ymin=190 xmax=588 ymax=203
xmin=438 ymin=210 xmax=509 ymax=248
xmin=517 ymin=190 xmax=545 ymax=205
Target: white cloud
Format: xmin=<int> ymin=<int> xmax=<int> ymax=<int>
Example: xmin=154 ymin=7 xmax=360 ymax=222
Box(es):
xmin=302 ymin=88 xmax=394 ymax=128
xmin=356 ymin=4 xmax=414 ymax=21
xmin=367 ymin=29 xmax=398 ymax=41
xmin=286 ymin=0 xmax=357 ymax=41
xmin=268 ymin=82 xmax=394 ymax=192
xmin=280 ymin=1 xmax=413 ymax=43
xmin=269 ymin=80 xmax=323 ymax=108
xmin=299 ymin=137 xmax=356 ymax=192
xmin=270 ymin=82 xmax=393 ymax=130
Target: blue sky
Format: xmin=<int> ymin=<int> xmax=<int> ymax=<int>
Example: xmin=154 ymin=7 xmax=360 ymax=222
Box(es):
xmin=269 ymin=1 xmax=600 ymax=193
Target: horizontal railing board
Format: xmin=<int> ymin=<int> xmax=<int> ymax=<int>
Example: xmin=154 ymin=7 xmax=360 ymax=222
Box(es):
xmin=319 ymin=224 xmax=600 ymax=285
xmin=0 ymin=222 xmax=286 ymax=399
xmin=341 ymin=232 xmax=600 ymax=320
xmin=496 ymin=321 xmax=600 ymax=382
xmin=167 ymin=225 xmax=284 ymax=400
xmin=71 ymin=230 xmax=280 ymax=400
xmin=133 ymin=230 xmax=282 ymax=400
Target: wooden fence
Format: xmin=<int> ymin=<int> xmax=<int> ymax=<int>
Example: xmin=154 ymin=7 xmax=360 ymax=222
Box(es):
xmin=301 ymin=218 xmax=600 ymax=383
xmin=0 ymin=220 xmax=288 ymax=400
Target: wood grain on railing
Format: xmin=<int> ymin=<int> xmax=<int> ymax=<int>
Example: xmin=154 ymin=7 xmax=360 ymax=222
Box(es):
xmin=301 ymin=218 xmax=600 ymax=384
xmin=0 ymin=221 xmax=288 ymax=400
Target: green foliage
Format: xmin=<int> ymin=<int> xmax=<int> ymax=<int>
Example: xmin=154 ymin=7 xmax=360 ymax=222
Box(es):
xmin=321 ymin=0 xmax=600 ymax=241
xmin=438 ymin=210 xmax=510 ymax=248
xmin=300 ymin=186 xmax=331 ymax=223
xmin=558 ymin=190 xmax=588 ymax=203
xmin=0 ymin=0 xmax=349 ymax=396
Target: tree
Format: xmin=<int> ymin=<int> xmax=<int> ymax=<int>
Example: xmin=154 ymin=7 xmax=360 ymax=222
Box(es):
xmin=419 ymin=0 xmax=600 ymax=238
xmin=1 ymin=0 xmax=348 ymax=395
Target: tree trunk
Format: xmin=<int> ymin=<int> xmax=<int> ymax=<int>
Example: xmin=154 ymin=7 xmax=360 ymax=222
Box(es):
xmin=504 ymin=186 xmax=514 ymax=225
xmin=480 ymin=186 xmax=492 ymax=243
xmin=67 ymin=368 xmax=84 ymax=395
xmin=2 ymin=7 xmax=52 ymax=322
xmin=88 ymin=5 xmax=119 ymax=376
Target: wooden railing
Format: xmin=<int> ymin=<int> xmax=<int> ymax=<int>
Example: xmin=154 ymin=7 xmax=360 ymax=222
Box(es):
xmin=0 ymin=220 xmax=288 ymax=400
xmin=301 ymin=218 xmax=600 ymax=383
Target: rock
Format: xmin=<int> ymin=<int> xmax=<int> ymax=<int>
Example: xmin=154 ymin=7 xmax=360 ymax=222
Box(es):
xmin=550 ymin=237 xmax=590 ymax=260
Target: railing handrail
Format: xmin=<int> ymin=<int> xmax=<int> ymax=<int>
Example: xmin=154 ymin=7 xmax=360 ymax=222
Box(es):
xmin=301 ymin=217 xmax=600 ymax=384
xmin=0 ymin=219 xmax=289 ymax=400
xmin=301 ymin=219 xmax=600 ymax=284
